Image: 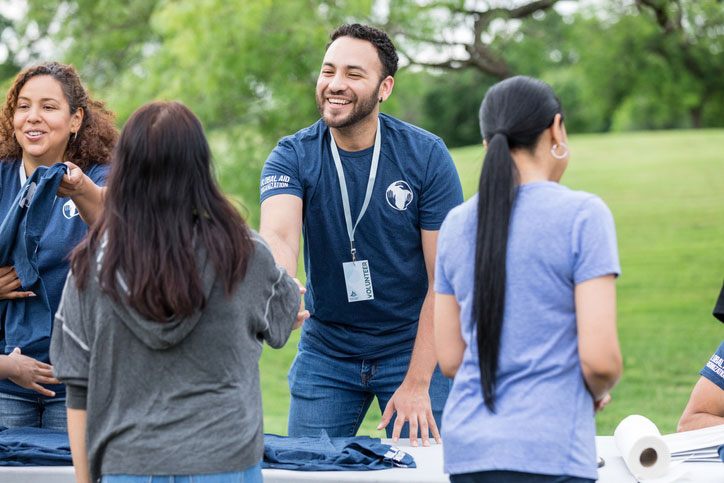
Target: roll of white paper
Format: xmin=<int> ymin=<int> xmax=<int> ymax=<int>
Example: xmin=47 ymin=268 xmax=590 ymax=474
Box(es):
xmin=614 ymin=415 xmax=671 ymax=479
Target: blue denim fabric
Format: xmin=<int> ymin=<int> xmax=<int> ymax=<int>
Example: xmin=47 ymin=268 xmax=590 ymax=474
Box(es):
xmin=0 ymin=392 xmax=66 ymax=430
xmin=100 ymin=463 xmax=262 ymax=483
xmin=0 ymin=426 xmax=71 ymax=465
xmin=263 ymin=431 xmax=415 ymax=470
xmin=287 ymin=337 xmax=450 ymax=438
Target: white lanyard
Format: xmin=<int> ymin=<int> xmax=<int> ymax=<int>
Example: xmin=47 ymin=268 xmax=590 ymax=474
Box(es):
xmin=18 ymin=160 xmax=27 ymax=185
xmin=330 ymin=118 xmax=381 ymax=262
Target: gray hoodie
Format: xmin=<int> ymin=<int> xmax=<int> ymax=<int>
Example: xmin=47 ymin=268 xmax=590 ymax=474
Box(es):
xmin=50 ymin=232 xmax=300 ymax=482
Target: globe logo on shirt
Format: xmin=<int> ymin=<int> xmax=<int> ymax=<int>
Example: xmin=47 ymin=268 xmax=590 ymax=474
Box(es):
xmin=63 ymin=199 xmax=79 ymax=219
xmin=385 ymin=181 xmax=413 ymax=211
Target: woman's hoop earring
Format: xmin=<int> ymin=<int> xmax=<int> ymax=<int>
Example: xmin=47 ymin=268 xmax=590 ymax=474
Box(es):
xmin=71 ymin=131 xmax=78 ymax=142
xmin=551 ymin=143 xmax=568 ymax=159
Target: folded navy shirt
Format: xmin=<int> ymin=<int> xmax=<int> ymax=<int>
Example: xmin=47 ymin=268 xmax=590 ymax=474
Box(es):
xmin=0 ymin=426 xmax=72 ymax=466
xmin=0 ymin=426 xmax=417 ymax=470
xmin=0 ymin=163 xmax=69 ymax=381
xmin=263 ymin=431 xmax=416 ymax=471
xmin=0 ymin=163 xmax=68 ymax=286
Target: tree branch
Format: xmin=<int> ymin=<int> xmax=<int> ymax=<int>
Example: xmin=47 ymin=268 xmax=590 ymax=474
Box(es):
xmin=396 ymin=32 xmax=469 ymax=48
xmin=636 ymin=0 xmax=678 ymax=34
xmin=390 ymin=0 xmax=559 ymax=79
xmin=418 ymin=0 xmax=559 ymax=18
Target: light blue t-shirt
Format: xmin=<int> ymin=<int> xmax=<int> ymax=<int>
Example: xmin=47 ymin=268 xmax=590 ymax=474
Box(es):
xmin=434 ymin=182 xmax=620 ymax=479
xmin=261 ymin=114 xmax=463 ymax=358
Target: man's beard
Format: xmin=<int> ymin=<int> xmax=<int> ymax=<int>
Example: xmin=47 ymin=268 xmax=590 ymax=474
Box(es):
xmin=316 ymin=89 xmax=379 ymax=129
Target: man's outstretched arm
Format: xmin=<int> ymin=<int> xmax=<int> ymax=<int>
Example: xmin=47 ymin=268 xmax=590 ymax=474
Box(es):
xmin=378 ymin=228 xmax=442 ymax=447
xmin=259 ymin=194 xmax=309 ymax=327
xmin=678 ymin=376 xmax=724 ymax=432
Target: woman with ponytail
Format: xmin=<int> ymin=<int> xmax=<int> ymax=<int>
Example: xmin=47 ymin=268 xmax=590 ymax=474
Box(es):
xmin=433 ymin=76 xmax=622 ymax=482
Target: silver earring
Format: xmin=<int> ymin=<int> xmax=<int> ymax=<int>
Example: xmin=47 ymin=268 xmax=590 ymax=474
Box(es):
xmin=72 ymin=131 xmax=78 ymax=142
xmin=551 ymin=143 xmax=568 ymax=159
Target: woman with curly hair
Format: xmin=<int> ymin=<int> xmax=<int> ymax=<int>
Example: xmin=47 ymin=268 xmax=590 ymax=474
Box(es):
xmin=0 ymin=62 xmax=118 ymax=429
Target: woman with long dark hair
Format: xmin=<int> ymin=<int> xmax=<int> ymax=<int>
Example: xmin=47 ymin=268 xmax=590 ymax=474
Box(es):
xmin=0 ymin=62 xmax=117 ymax=428
xmin=434 ymin=76 xmax=622 ymax=482
xmin=50 ymin=101 xmax=301 ymax=483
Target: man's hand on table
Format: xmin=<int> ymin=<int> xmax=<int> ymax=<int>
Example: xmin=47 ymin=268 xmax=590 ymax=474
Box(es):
xmin=378 ymin=379 xmax=441 ymax=447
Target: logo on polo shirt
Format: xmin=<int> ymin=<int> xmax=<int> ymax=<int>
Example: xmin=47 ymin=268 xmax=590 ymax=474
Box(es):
xmin=63 ymin=199 xmax=79 ymax=219
xmin=19 ymin=182 xmax=37 ymax=208
xmin=707 ymin=353 xmax=724 ymax=381
xmin=386 ymin=180 xmax=413 ymax=211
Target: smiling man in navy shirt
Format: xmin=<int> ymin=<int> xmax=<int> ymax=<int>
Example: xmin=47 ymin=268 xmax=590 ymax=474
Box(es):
xmin=259 ymin=24 xmax=463 ymax=446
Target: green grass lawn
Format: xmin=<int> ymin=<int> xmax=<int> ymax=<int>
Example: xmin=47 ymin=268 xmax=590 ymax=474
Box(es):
xmin=258 ymin=129 xmax=724 ymax=437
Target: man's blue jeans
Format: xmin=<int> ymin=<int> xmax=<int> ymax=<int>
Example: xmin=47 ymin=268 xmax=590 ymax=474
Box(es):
xmin=0 ymin=391 xmax=66 ymax=430
xmin=287 ymin=337 xmax=450 ymax=438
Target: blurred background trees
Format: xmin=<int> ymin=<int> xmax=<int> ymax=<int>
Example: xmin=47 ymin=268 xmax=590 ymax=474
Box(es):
xmin=2 ymin=0 xmax=723 ymax=219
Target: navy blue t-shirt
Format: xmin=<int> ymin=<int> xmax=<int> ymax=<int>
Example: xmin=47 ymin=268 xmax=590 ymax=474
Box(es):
xmin=701 ymin=340 xmax=724 ymax=391
xmin=0 ymin=159 xmax=108 ymax=396
xmin=260 ymin=114 xmax=463 ymax=358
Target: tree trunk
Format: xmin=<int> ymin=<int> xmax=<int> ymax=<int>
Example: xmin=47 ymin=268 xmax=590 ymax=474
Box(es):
xmin=690 ymin=106 xmax=702 ymax=129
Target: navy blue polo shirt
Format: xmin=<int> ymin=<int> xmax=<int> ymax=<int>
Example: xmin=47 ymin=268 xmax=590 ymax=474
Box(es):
xmin=260 ymin=114 xmax=463 ymax=358
xmin=0 ymin=159 xmax=108 ymax=396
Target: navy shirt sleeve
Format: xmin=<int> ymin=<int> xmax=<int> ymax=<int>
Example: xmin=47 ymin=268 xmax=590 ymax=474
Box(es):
xmin=700 ymin=340 xmax=724 ymax=391
xmin=714 ymin=280 xmax=724 ymax=323
xmin=259 ymin=137 xmax=303 ymax=203
xmin=86 ymin=163 xmax=110 ymax=186
xmin=418 ymin=139 xmax=463 ymax=231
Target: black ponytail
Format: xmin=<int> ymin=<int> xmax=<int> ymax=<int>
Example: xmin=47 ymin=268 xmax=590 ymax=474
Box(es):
xmin=474 ymin=76 xmax=563 ymax=412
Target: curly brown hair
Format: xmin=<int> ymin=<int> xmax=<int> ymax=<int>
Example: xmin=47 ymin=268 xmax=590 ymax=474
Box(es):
xmin=0 ymin=62 xmax=118 ymax=170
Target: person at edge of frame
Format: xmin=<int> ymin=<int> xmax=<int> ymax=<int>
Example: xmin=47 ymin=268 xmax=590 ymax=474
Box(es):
xmin=678 ymin=279 xmax=724 ymax=432
xmin=259 ymin=23 xmax=463 ymax=446
xmin=0 ymin=62 xmax=117 ymax=430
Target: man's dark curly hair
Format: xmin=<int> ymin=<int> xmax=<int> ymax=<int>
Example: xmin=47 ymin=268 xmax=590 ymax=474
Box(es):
xmin=0 ymin=62 xmax=118 ymax=170
xmin=328 ymin=24 xmax=399 ymax=80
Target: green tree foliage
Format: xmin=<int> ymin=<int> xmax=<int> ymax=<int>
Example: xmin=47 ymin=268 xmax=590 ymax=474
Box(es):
xmin=22 ymin=0 xmax=376 ymax=224
xmin=0 ymin=12 xmax=22 ymax=84
xmin=384 ymin=68 xmax=495 ymax=148
xmin=5 ymin=0 xmax=724 ymax=207
xmin=0 ymin=4 xmax=56 ymax=87
xmin=383 ymin=0 xmax=559 ymax=78
xmin=384 ymin=0 xmax=724 ymax=136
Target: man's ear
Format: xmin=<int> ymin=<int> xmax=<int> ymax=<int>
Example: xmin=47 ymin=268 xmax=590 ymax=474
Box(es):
xmin=378 ymin=76 xmax=394 ymax=103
